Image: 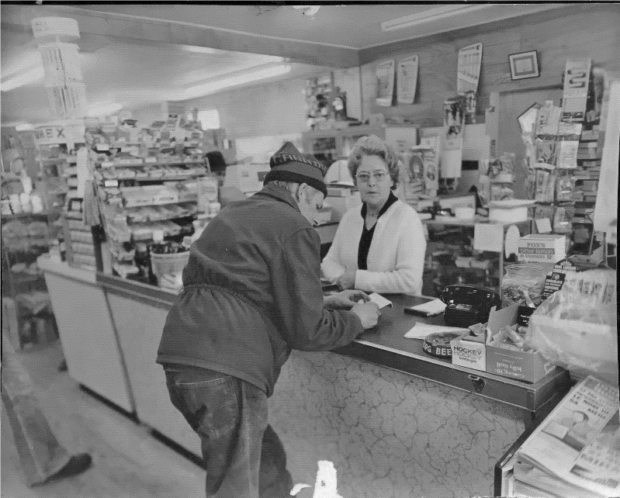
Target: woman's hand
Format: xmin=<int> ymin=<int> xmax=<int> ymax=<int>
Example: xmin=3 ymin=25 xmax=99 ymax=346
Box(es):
xmin=324 ymin=289 xmax=370 ymax=310
xmin=336 ymin=270 xmax=356 ymax=291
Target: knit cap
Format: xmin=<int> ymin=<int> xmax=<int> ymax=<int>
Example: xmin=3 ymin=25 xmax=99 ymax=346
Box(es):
xmin=264 ymin=142 xmax=327 ymax=197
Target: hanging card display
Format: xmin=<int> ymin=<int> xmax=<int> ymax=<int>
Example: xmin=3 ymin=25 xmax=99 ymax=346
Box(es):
xmin=419 ymin=136 xmax=440 ymax=194
xmin=375 ymin=60 xmax=395 ymax=107
xmin=556 ymin=141 xmax=579 ymax=169
xmin=441 ymin=97 xmax=464 ymax=178
xmin=535 ymin=101 xmax=561 ymax=137
xmin=397 ymin=55 xmax=419 ymax=105
xmin=535 ymin=141 xmax=557 ymax=166
xmin=561 ymin=59 xmax=592 ymax=123
xmin=457 ymin=43 xmax=483 ymax=95
xmin=401 ymin=151 xmax=425 ymax=202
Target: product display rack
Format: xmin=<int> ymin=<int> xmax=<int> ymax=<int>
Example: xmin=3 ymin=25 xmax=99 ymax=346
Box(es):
xmin=35 ymin=141 xmax=72 ymax=213
xmin=422 ymin=218 xmax=531 ymax=298
xmin=1 ymin=210 xmax=60 ymax=348
xmin=85 ymin=119 xmax=216 ymax=280
xmin=526 ymin=63 xmax=607 ymax=256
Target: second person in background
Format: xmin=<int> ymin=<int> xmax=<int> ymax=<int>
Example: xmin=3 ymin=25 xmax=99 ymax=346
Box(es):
xmin=322 ymin=135 xmax=426 ymax=295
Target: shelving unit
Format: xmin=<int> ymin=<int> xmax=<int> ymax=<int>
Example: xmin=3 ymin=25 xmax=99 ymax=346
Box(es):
xmin=422 ymin=218 xmax=531 ymax=298
xmin=1 ymin=211 xmax=59 ymax=349
xmin=302 ymin=125 xmax=385 ymax=166
xmin=85 ymin=120 xmax=218 ymax=280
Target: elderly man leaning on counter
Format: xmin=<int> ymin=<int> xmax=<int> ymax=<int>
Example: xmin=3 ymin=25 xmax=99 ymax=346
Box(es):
xmin=157 ymin=142 xmax=380 ymax=498
xmin=322 ymin=135 xmax=427 ymax=295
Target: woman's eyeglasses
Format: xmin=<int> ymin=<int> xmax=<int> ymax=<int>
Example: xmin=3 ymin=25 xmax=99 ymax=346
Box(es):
xmin=356 ymin=171 xmax=388 ymax=183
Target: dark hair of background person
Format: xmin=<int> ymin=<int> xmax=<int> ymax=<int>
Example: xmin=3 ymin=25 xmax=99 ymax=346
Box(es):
xmin=206 ymin=151 xmax=227 ymax=174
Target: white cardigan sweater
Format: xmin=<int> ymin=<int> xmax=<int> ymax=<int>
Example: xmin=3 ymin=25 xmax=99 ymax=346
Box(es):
xmin=321 ymin=199 xmax=426 ymax=295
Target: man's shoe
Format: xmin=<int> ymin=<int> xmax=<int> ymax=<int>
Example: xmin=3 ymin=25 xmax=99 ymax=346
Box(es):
xmin=49 ymin=453 xmax=92 ymax=481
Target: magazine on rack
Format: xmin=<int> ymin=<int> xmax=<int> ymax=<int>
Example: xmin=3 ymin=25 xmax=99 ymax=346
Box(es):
xmin=516 ymin=376 xmax=620 ymax=497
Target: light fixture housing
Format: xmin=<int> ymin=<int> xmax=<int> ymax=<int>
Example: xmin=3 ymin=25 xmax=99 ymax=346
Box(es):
xmin=184 ymin=63 xmax=292 ymax=99
xmin=15 ymin=123 xmax=35 ymax=131
xmin=292 ymin=5 xmax=321 ymax=16
xmin=381 ymin=5 xmax=491 ymax=32
xmin=1 ymin=66 xmax=45 ymax=92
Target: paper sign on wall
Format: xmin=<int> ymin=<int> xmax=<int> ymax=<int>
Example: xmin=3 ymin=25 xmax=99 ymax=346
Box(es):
xmin=375 ymin=60 xmax=395 ymax=107
xmin=457 ymin=43 xmax=483 ymax=95
xmin=397 ymin=55 xmax=419 ymax=105
xmin=561 ymin=59 xmax=592 ymax=123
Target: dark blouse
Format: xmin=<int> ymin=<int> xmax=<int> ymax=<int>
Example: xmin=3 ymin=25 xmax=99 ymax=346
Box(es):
xmin=357 ymin=192 xmax=398 ymax=270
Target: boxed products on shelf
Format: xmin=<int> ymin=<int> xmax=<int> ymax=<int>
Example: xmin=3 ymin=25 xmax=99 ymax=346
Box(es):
xmin=517 ymin=234 xmax=567 ymax=264
xmin=86 ymin=117 xmax=220 ymax=278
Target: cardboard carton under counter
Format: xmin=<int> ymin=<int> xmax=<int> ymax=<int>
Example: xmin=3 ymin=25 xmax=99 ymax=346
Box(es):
xmin=485 ymin=304 xmax=559 ymax=383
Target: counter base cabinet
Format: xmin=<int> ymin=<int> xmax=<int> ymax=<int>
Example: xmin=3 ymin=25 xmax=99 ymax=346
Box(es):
xmin=42 ymin=270 xmax=134 ymax=413
xmin=269 ymin=351 xmax=525 ymax=498
xmin=104 ymin=293 xmax=202 ymax=457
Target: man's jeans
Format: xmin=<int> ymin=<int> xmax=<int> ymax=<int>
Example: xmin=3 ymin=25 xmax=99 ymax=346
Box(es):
xmin=164 ymin=365 xmax=293 ymax=498
xmin=1 ymin=331 xmax=72 ymax=486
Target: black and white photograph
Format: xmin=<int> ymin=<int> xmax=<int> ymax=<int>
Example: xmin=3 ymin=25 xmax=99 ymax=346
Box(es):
xmin=1 ymin=3 xmax=618 ymax=498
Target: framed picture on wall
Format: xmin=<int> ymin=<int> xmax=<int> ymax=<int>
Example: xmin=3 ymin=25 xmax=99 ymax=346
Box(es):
xmin=509 ymin=50 xmax=540 ymax=81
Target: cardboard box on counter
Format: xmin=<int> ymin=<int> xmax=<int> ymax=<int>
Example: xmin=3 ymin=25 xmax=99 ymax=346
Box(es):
xmin=450 ymin=334 xmax=486 ymax=372
xmin=486 ymin=305 xmax=559 ymax=383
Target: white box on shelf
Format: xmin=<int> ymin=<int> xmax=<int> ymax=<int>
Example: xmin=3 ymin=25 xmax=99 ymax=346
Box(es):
xmin=488 ymin=199 xmax=535 ymax=223
xmin=517 ymin=234 xmax=567 ymax=264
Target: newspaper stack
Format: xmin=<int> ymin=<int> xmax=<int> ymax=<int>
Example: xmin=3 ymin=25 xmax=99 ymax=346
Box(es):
xmin=513 ymin=376 xmax=620 ymax=498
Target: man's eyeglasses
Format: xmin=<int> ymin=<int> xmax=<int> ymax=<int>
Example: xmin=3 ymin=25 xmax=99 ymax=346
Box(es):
xmin=356 ymin=171 xmax=388 ymax=183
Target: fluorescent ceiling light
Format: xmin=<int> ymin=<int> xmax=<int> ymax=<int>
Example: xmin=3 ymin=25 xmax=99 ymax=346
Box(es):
xmin=15 ymin=123 xmax=35 ymax=131
xmin=293 ymin=5 xmax=321 ymax=16
xmin=184 ymin=63 xmax=292 ymax=99
xmin=88 ymin=103 xmax=123 ymax=117
xmin=1 ymin=51 xmax=42 ymax=80
xmin=381 ymin=5 xmax=491 ymax=32
xmin=179 ymin=45 xmax=220 ymax=55
xmin=1 ymin=66 xmax=45 ymax=92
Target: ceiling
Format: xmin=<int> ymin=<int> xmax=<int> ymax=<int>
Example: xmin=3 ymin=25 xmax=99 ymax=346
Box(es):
xmin=1 ymin=3 xmax=566 ymax=126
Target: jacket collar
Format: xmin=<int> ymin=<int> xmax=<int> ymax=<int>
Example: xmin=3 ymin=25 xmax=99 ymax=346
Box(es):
xmin=254 ymin=183 xmax=301 ymax=214
xmin=360 ymin=191 xmax=398 ymax=219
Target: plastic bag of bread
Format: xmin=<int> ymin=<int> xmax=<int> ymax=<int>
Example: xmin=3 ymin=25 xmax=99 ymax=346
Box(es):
xmin=526 ymin=269 xmax=617 ymax=385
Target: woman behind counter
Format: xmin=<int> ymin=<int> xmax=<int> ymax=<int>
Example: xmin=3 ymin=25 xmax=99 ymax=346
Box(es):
xmin=321 ymin=135 xmax=426 ymax=295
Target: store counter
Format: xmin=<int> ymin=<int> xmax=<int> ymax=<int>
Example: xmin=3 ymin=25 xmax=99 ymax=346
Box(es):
xmin=42 ymin=260 xmax=572 ymax=497
xmin=37 ymin=256 xmax=134 ymax=413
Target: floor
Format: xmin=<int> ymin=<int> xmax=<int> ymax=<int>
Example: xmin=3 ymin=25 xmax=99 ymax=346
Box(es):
xmin=1 ymin=340 xmax=205 ymax=498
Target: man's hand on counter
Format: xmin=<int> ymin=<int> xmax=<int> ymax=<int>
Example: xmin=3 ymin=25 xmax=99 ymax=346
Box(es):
xmin=323 ymin=290 xmax=380 ymax=329
xmin=323 ymin=289 xmax=370 ymax=310
xmin=351 ymin=301 xmax=380 ymax=330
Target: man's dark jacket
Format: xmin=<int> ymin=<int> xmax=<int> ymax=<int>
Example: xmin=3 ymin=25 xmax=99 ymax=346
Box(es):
xmin=157 ymin=184 xmax=363 ymax=396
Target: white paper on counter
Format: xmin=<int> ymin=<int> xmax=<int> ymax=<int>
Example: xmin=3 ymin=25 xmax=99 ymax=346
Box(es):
xmin=407 ymin=299 xmax=446 ymax=316
xmin=404 ymin=323 xmax=468 ymax=339
xmin=368 ymin=293 xmax=393 ymax=309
